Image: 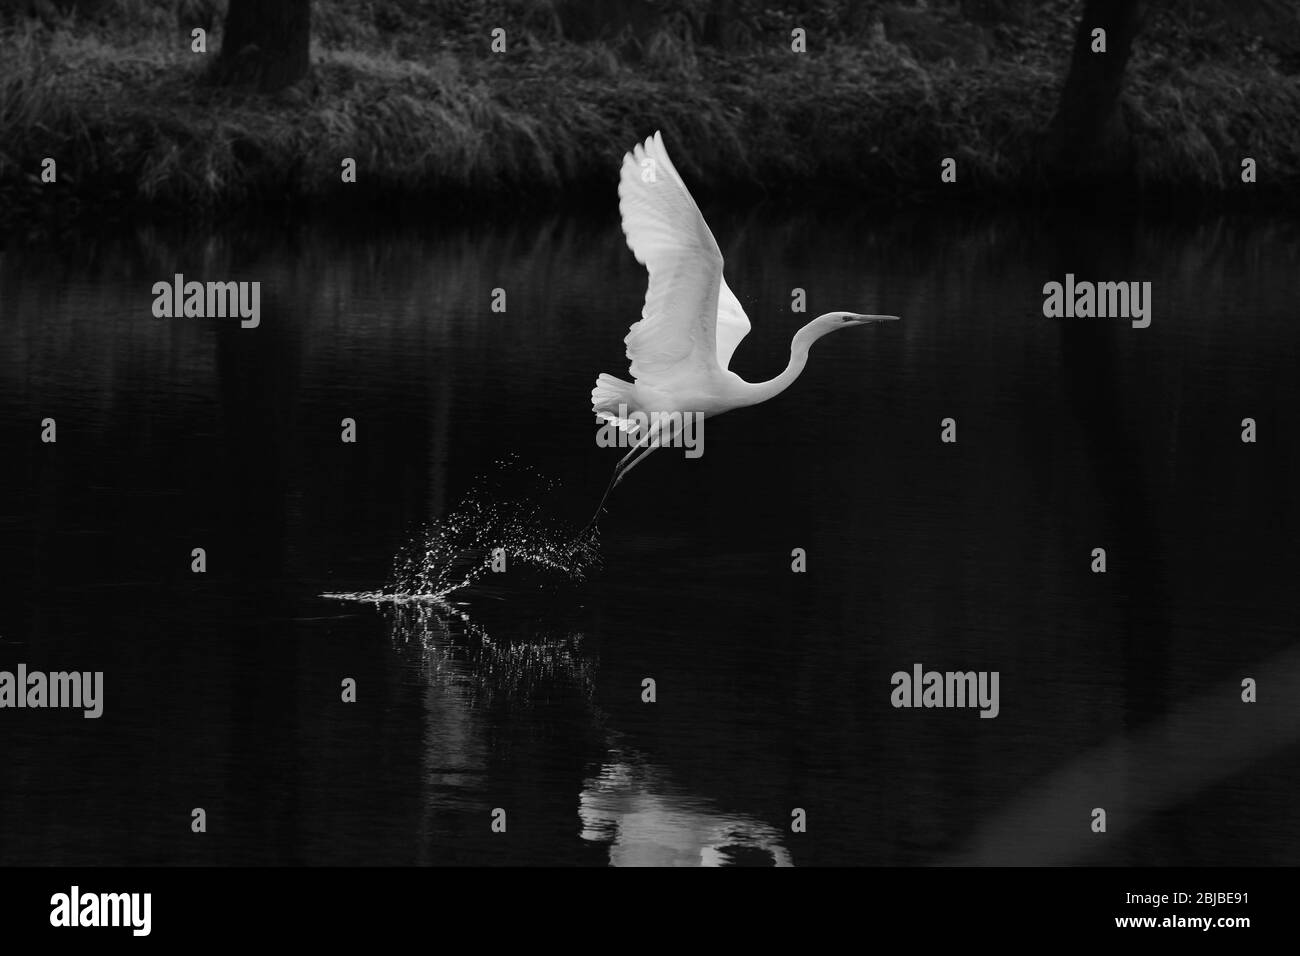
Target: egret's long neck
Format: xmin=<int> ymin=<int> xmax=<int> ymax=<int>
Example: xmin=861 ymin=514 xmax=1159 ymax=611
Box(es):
xmin=742 ymin=322 xmax=820 ymax=407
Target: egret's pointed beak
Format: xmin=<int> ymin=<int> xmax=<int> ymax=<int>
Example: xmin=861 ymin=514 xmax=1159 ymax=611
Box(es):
xmin=849 ymin=314 xmax=900 ymax=324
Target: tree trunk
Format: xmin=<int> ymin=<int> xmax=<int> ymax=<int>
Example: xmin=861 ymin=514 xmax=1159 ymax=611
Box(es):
xmin=1049 ymin=0 xmax=1142 ymax=182
xmin=213 ymin=0 xmax=311 ymax=93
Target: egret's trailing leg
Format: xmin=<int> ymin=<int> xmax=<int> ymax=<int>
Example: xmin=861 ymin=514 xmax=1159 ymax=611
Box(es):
xmin=579 ymin=422 xmax=665 ymax=536
xmin=615 ymin=433 xmax=644 ymax=471
xmin=577 ymin=437 xmax=646 ymax=536
xmin=579 ymin=422 xmax=672 ymax=535
xmin=582 ymin=466 xmax=621 ymax=534
xmin=616 ymin=418 xmax=681 ymax=487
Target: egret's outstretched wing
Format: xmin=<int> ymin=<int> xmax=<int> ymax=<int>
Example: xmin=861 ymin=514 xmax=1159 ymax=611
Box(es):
xmin=715 ymin=278 xmax=751 ymax=371
xmin=618 ymin=131 xmax=750 ymax=383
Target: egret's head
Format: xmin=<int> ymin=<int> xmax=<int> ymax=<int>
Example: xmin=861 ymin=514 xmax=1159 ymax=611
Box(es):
xmin=801 ymin=311 xmax=899 ymax=344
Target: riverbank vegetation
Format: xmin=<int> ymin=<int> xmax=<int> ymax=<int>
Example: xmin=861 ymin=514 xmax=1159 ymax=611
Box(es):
xmin=1 ymin=0 xmax=1297 ymax=230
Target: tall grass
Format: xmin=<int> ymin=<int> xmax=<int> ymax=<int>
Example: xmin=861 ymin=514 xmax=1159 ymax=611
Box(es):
xmin=1 ymin=0 xmax=1297 ymax=229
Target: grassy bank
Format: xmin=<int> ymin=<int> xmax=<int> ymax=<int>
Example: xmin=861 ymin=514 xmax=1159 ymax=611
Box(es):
xmin=2 ymin=1 xmax=1298 ymax=231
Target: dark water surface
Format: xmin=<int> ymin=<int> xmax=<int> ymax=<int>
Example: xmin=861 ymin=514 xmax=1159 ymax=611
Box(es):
xmin=0 ymin=206 xmax=1297 ymax=865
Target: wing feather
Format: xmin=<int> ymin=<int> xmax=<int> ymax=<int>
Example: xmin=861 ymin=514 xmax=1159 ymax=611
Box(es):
xmin=715 ymin=277 xmax=750 ymax=371
xmin=617 ymin=131 xmax=751 ymax=383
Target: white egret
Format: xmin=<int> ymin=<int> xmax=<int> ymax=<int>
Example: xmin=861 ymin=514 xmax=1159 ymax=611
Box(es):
xmin=587 ymin=131 xmax=898 ymax=521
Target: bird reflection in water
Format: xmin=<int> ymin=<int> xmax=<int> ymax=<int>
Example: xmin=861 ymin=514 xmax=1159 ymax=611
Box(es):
xmin=378 ymin=600 xmax=793 ymax=866
xmin=580 ymin=752 xmax=794 ymax=867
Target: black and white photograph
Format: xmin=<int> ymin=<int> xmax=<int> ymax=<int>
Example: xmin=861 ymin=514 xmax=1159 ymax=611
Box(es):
xmin=0 ymin=0 xmax=1296 ymax=939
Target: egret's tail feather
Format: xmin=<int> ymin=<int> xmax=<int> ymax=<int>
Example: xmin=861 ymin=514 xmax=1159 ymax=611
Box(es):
xmin=592 ymin=373 xmax=639 ymax=431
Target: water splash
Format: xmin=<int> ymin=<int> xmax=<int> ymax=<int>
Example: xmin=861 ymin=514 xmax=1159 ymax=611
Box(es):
xmin=323 ymin=458 xmax=600 ymax=603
